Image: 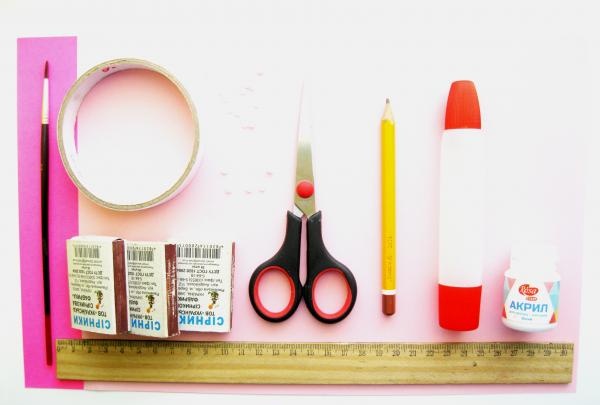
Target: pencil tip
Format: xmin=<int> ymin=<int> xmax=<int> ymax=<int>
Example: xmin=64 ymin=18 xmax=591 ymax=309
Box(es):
xmin=383 ymin=98 xmax=394 ymax=121
xmin=44 ymin=61 xmax=48 ymax=78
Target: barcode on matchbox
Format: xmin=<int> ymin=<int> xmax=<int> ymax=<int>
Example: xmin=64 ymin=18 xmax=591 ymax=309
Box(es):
xmin=176 ymin=245 xmax=222 ymax=259
xmin=127 ymin=247 xmax=155 ymax=262
xmin=73 ymin=245 xmax=100 ymax=259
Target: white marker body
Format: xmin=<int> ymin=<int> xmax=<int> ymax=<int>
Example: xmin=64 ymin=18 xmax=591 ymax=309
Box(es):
xmin=438 ymin=128 xmax=484 ymax=288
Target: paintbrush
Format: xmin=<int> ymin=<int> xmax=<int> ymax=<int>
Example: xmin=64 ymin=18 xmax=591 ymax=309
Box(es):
xmin=41 ymin=61 xmax=52 ymax=365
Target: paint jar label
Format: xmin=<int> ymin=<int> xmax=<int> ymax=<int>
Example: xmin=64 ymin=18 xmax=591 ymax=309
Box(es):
xmin=503 ymin=277 xmax=559 ymax=325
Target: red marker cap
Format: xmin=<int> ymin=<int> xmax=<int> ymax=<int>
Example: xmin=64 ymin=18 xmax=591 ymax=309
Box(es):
xmin=439 ymin=284 xmax=482 ymax=331
xmin=444 ymin=80 xmax=481 ymax=130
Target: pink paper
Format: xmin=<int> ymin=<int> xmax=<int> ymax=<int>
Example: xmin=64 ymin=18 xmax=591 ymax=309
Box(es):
xmin=17 ymin=36 xmax=81 ymax=389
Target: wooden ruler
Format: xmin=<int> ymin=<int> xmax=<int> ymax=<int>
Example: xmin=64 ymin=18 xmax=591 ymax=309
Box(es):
xmin=56 ymin=339 xmax=574 ymax=385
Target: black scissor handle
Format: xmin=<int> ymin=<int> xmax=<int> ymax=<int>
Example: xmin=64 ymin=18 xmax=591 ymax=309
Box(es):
xmin=249 ymin=211 xmax=303 ymax=322
xmin=303 ymin=211 xmax=357 ymax=324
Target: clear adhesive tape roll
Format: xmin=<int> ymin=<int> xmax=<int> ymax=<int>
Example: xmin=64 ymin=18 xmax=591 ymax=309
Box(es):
xmin=58 ymin=58 xmax=200 ymax=211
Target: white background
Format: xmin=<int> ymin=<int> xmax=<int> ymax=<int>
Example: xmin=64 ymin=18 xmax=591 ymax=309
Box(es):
xmin=1 ymin=1 xmax=599 ymax=404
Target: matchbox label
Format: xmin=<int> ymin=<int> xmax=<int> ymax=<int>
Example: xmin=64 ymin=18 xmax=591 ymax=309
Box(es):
xmin=176 ymin=242 xmax=233 ymax=332
xmin=127 ymin=242 xmax=168 ymax=337
xmin=503 ymin=277 xmax=560 ymax=325
xmin=67 ymin=239 xmax=117 ymax=334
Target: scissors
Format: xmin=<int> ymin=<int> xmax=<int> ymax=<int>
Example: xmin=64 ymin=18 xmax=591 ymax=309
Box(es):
xmin=248 ymin=87 xmax=357 ymax=324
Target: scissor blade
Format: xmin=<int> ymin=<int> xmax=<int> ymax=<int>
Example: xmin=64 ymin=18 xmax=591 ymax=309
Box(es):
xmin=294 ymin=83 xmax=316 ymax=218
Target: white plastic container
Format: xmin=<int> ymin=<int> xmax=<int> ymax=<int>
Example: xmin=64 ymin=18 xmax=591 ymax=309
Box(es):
xmin=502 ymin=244 xmax=560 ymax=332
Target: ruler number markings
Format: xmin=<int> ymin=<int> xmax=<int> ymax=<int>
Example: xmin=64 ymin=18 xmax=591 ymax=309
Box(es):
xmin=55 ymin=340 xmax=575 ymax=361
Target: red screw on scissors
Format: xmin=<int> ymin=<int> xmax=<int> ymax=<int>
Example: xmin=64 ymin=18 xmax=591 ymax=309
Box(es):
xmin=248 ymin=85 xmax=357 ymax=324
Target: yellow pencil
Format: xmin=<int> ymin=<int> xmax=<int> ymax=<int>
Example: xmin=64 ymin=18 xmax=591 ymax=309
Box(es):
xmin=381 ymin=98 xmax=396 ymax=315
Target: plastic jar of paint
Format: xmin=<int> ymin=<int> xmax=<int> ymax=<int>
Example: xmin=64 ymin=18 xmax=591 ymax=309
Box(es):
xmin=502 ymin=244 xmax=560 ymax=332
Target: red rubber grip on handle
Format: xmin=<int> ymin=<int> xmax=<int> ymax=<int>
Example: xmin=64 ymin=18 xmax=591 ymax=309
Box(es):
xmin=251 ymin=266 xmax=297 ymax=320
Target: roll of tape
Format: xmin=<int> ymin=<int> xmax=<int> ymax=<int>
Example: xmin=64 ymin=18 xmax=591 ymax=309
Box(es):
xmin=58 ymin=58 xmax=200 ymax=211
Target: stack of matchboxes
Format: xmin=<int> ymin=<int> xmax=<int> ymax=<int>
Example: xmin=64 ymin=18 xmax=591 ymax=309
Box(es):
xmin=66 ymin=236 xmax=234 ymax=337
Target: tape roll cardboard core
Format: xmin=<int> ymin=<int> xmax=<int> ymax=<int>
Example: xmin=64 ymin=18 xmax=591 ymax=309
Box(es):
xmin=58 ymin=58 xmax=200 ymax=211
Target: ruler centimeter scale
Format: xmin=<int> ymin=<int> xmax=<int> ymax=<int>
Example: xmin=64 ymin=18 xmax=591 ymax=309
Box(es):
xmin=56 ymin=339 xmax=573 ymax=385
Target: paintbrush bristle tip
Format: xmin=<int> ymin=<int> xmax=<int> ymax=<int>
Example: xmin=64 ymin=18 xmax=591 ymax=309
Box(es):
xmin=44 ymin=61 xmax=48 ymax=78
